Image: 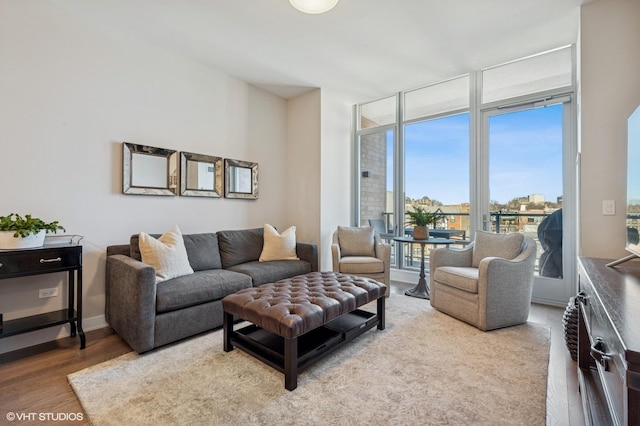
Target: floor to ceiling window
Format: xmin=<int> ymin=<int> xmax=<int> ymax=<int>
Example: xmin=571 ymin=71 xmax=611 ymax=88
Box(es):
xmin=478 ymin=46 xmax=575 ymax=304
xmin=355 ymin=46 xmax=576 ymax=304
xmin=357 ymin=96 xmax=398 ymax=265
xmin=402 ymin=113 xmax=470 ymax=268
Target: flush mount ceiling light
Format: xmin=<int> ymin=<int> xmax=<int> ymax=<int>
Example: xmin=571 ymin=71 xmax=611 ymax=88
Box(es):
xmin=289 ymin=0 xmax=339 ymax=14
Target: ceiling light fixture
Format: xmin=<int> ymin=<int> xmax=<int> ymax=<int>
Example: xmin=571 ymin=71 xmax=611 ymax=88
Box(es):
xmin=289 ymin=0 xmax=339 ymax=14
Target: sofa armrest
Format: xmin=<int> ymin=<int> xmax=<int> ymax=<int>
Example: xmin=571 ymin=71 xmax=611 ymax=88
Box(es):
xmin=375 ymin=242 xmax=391 ymax=263
xmin=106 ymin=254 xmax=157 ymax=353
xmin=106 ymin=244 xmax=130 ymax=257
xmin=331 ymin=244 xmax=340 ymax=272
xmin=477 ymin=240 xmax=537 ymax=329
xmin=375 ymin=242 xmax=391 ymax=289
xmin=296 ymin=242 xmax=319 ymax=272
xmin=429 ymin=244 xmax=474 ymax=276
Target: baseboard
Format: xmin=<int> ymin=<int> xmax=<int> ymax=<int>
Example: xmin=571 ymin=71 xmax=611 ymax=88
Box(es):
xmin=531 ymin=296 xmax=566 ymax=307
xmin=390 ymin=268 xmax=419 ymax=285
xmin=0 ymin=314 xmax=108 ymax=355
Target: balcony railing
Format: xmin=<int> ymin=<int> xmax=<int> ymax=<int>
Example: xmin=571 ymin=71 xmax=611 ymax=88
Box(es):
xmin=387 ymin=210 xmax=557 ymax=272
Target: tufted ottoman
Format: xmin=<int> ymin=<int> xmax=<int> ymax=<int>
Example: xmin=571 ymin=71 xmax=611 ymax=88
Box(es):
xmin=222 ymin=271 xmax=386 ymax=390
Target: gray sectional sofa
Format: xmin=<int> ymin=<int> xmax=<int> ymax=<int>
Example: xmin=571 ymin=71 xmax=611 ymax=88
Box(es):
xmin=106 ymin=227 xmax=318 ymax=353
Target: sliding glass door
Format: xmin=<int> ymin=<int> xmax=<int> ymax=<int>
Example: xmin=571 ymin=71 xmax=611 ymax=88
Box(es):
xmin=480 ymin=97 xmax=575 ymax=303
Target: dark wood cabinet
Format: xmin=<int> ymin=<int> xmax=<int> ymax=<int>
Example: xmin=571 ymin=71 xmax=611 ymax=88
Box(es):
xmin=0 ymin=244 xmax=85 ymax=349
xmin=578 ymin=257 xmax=640 ymax=425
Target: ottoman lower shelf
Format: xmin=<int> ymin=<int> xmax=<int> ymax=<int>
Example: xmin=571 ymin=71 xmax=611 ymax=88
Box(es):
xmin=226 ymin=309 xmax=379 ymax=389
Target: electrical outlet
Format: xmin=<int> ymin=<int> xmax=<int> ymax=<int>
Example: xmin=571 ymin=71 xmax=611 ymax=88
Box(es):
xmin=603 ymin=200 xmax=616 ymax=216
xmin=39 ymin=288 xmax=58 ymax=298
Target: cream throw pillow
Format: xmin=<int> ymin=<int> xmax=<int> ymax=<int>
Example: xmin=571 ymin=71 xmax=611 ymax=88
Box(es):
xmin=139 ymin=225 xmax=194 ymax=282
xmin=259 ymin=224 xmax=299 ymax=262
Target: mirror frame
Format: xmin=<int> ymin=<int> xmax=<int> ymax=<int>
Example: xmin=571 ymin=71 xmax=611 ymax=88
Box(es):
xmin=224 ymin=158 xmax=259 ymax=199
xmin=180 ymin=151 xmax=223 ymax=198
xmin=123 ymin=142 xmax=178 ymax=196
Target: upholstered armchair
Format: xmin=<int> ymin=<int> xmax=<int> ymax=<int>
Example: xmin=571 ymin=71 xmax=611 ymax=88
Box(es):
xmin=331 ymin=226 xmax=391 ymax=296
xmin=429 ymin=231 xmax=537 ymax=331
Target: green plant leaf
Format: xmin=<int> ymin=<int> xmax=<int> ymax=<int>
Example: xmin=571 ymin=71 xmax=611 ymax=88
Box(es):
xmin=405 ymin=207 xmax=444 ymax=227
xmin=0 ymin=213 xmax=65 ymax=238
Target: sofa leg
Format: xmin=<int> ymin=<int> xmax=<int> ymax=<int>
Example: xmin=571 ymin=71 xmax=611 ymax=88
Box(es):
xmin=223 ymin=311 xmax=234 ymax=352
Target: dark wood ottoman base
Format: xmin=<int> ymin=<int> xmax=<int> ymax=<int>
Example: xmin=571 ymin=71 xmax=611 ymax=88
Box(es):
xmin=222 ymin=272 xmax=386 ymax=390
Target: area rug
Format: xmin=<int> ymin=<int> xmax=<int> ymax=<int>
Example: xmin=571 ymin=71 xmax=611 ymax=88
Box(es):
xmin=68 ymin=295 xmax=550 ymax=425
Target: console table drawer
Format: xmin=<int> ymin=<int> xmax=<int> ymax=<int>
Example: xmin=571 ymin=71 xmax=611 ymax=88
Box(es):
xmin=0 ymin=246 xmax=81 ymax=278
xmin=581 ymin=287 xmax=626 ymax=424
xmin=578 ymin=257 xmax=640 ymax=426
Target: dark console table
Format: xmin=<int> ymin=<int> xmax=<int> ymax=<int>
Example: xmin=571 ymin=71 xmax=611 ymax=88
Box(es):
xmin=577 ymin=257 xmax=640 ymax=425
xmin=0 ymin=243 xmax=85 ymax=349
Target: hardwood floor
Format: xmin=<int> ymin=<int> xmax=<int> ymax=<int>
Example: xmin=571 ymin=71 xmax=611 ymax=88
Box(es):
xmin=0 ymin=281 xmax=585 ymax=425
xmin=0 ymin=328 xmax=130 ymax=426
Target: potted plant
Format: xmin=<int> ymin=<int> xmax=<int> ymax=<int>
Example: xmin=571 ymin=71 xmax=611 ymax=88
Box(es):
xmin=0 ymin=213 xmax=65 ymax=249
xmin=405 ymin=207 xmax=444 ymax=240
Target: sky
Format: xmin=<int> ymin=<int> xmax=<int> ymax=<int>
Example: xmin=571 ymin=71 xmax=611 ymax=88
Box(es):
xmin=389 ymin=104 xmax=564 ymax=205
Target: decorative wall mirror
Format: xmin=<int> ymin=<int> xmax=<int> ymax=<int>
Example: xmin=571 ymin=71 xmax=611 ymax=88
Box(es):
xmin=224 ymin=158 xmax=258 ymax=199
xmin=123 ymin=142 xmax=178 ymax=196
xmin=180 ymin=152 xmax=223 ymax=197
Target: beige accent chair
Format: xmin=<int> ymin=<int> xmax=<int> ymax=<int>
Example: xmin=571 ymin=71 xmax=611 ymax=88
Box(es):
xmin=430 ymin=231 xmax=537 ymax=331
xmin=331 ymin=226 xmax=391 ymax=296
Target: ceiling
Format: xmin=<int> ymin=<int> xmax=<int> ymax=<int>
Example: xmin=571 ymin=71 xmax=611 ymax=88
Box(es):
xmin=53 ymin=0 xmax=585 ymax=102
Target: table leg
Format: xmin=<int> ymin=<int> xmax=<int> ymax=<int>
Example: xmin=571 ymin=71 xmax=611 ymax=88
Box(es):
xmin=405 ymin=242 xmax=430 ymax=299
xmin=377 ymin=296 xmax=386 ymax=330
xmin=223 ymin=311 xmax=234 ymax=352
xmin=77 ymin=268 xmax=85 ymax=349
xmin=284 ymin=337 xmax=298 ymax=391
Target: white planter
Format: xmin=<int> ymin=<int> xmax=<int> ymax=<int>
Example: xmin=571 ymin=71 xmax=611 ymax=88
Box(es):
xmin=0 ymin=230 xmax=46 ymax=249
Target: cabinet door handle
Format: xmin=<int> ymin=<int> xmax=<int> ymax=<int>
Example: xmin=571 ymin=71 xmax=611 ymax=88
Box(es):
xmin=40 ymin=257 xmax=62 ymax=263
xmin=590 ymin=338 xmax=611 ymax=371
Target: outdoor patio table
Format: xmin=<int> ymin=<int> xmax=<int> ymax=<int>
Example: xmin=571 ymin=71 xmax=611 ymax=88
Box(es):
xmin=393 ymin=237 xmax=455 ymax=300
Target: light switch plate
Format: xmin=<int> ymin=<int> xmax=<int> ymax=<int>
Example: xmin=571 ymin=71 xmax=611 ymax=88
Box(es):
xmin=603 ymin=200 xmax=616 ymax=216
xmin=39 ymin=288 xmax=58 ymax=298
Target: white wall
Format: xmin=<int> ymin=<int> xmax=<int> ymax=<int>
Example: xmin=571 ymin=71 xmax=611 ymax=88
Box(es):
xmin=286 ymin=90 xmax=322 ymax=255
xmin=0 ymin=1 xmax=290 ymax=352
xmin=580 ymin=0 xmax=640 ymax=259
xmin=285 ymin=88 xmax=354 ymax=271
xmin=320 ymin=89 xmax=354 ymax=270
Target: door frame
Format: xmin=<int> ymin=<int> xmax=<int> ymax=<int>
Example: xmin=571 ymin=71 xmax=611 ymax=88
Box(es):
xmin=478 ymin=93 xmax=577 ymax=305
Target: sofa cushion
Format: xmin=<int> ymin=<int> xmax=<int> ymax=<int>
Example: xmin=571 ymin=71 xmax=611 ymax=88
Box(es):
xmin=227 ymin=260 xmax=312 ymax=287
xmin=130 ymin=233 xmax=147 ymax=261
xmin=182 ymin=233 xmax=222 ymax=271
xmin=139 ymin=226 xmax=194 ymax=283
xmin=338 ymin=256 xmax=384 ymax=274
xmin=131 ymin=232 xmax=222 ymax=271
xmin=472 ymin=231 xmax=524 ymax=268
xmin=260 ymin=224 xmax=299 ymax=262
xmin=156 ymin=269 xmax=252 ymax=313
xmin=217 ymin=228 xmax=264 ymax=268
xmin=337 ymin=226 xmax=375 ymax=257
xmin=434 ymin=266 xmax=479 ymax=293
